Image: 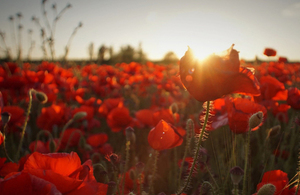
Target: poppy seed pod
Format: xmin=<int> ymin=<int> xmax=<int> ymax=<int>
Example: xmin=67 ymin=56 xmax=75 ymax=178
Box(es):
xmin=249 ymin=111 xmax=264 ymax=129
xmin=1 ymin=112 xmax=11 ymax=124
xmin=34 ymin=91 xmax=48 ymax=104
xmin=229 ymin=166 xmax=244 ymax=185
xmin=73 ymin=111 xmax=87 ymax=120
xmin=257 ymin=183 xmax=276 ymax=195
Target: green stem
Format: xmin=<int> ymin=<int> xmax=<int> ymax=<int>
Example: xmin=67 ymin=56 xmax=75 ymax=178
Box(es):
xmin=242 ymin=127 xmax=251 ymax=195
xmin=2 ymin=124 xmax=14 ymax=162
xmin=16 ymin=89 xmax=34 ymax=160
xmin=121 ymin=141 xmax=130 ymax=195
xmin=149 ymin=150 xmax=159 ymax=195
xmin=177 ymin=101 xmax=210 ymax=195
xmin=55 ymin=118 xmax=74 ymax=152
xmin=34 ymin=130 xmax=54 ymax=152
xmin=178 ymin=119 xmax=193 ymax=186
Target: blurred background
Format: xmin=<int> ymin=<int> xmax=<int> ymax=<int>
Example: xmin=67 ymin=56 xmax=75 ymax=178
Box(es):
xmin=0 ymin=0 xmax=300 ymax=63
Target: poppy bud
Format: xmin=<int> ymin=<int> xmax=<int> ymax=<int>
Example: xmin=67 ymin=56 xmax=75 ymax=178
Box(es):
xmin=170 ymin=103 xmax=179 ymax=114
xmin=249 ymin=111 xmax=264 ymax=129
xmin=125 ymin=127 xmax=136 ymax=143
xmin=230 ymin=166 xmax=244 ymax=185
xmin=257 ymin=183 xmax=276 ymax=195
xmin=73 ymin=111 xmax=87 ymax=120
xmin=1 ymin=112 xmax=11 ymax=124
xmin=266 ymin=125 xmax=281 ymax=139
xmin=34 ymin=91 xmax=48 ymax=104
xmin=84 ymin=144 xmax=93 ymax=151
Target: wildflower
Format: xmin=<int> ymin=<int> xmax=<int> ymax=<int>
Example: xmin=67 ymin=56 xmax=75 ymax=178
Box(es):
xmin=22 ymin=152 xmax=108 ymax=194
xmin=263 ymin=48 xmax=277 ymax=57
xmin=249 ymin=111 xmax=264 ymax=129
xmin=179 ymin=44 xmax=260 ymax=102
xmin=227 ymin=98 xmax=267 ymax=134
xmin=254 ymin=170 xmax=294 ymax=195
xmin=287 ymin=87 xmax=300 ymax=110
xmin=147 ymin=120 xmax=185 ymax=151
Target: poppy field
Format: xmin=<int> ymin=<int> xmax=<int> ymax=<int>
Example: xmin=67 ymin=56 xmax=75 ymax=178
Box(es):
xmin=0 ymin=45 xmax=300 ymax=195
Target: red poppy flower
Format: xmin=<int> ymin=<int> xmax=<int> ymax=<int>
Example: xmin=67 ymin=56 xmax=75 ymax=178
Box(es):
xmin=227 ymin=98 xmax=267 ymax=134
xmin=0 ymin=132 xmax=3 ymax=146
xmin=106 ymin=105 xmax=132 ymax=132
xmin=29 ymin=140 xmax=49 ymax=154
xmin=254 ymin=170 xmax=293 ymax=195
xmin=287 ymin=87 xmax=300 ymax=110
xmin=36 ymin=103 xmax=69 ymax=132
xmin=152 ymin=108 xmax=179 ymax=125
xmin=72 ymin=105 xmax=94 ymax=121
xmin=263 ymin=48 xmax=277 ymax=57
xmin=278 ymin=57 xmax=288 ymax=63
xmin=179 ymin=45 xmax=260 ymax=102
xmin=119 ymin=166 xmax=144 ymax=194
xmin=148 ymin=120 xmax=185 ymax=151
xmin=0 ymin=158 xmax=19 ymax=178
xmin=58 ymin=128 xmax=84 ymax=150
xmin=0 ymin=172 xmax=61 ymax=195
xmin=259 ymin=76 xmax=286 ymax=100
xmin=23 ymin=152 xmax=108 ymax=194
xmin=135 ymin=109 xmax=155 ymax=127
xmin=86 ymin=133 xmax=108 ymax=148
xmin=98 ymin=98 xmax=123 ymax=117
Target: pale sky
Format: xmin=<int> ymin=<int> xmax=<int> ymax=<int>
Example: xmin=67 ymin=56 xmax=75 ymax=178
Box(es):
xmin=0 ymin=0 xmax=300 ymax=61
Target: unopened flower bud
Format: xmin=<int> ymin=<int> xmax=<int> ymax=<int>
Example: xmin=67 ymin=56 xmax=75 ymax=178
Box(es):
xmin=34 ymin=91 xmax=48 ymax=104
xmin=73 ymin=112 xmax=87 ymax=120
xmin=1 ymin=112 xmax=11 ymax=124
xmin=257 ymin=183 xmax=276 ymax=195
xmin=230 ymin=166 xmax=244 ymax=185
xmin=84 ymin=144 xmax=93 ymax=151
xmin=267 ymin=125 xmax=281 ymax=139
xmin=125 ymin=127 xmax=136 ymax=143
xmin=170 ymin=103 xmax=179 ymax=114
xmin=249 ymin=111 xmax=264 ymax=129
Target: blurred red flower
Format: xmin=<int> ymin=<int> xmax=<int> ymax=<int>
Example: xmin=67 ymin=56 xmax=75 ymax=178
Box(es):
xmin=254 ymin=170 xmax=294 ymax=195
xmin=287 ymin=87 xmax=300 ymax=110
xmin=106 ymin=105 xmax=132 ymax=132
xmin=148 ymin=120 xmax=185 ymax=151
xmin=278 ymin=57 xmax=288 ymax=63
xmin=152 ymin=108 xmax=179 ymax=126
xmin=0 ymin=172 xmax=61 ymax=195
xmin=87 ymin=133 xmax=108 ymax=148
xmin=227 ymin=98 xmax=267 ymax=134
xmin=263 ymin=48 xmax=277 ymax=57
xmin=135 ymin=109 xmax=155 ymax=127
xmin=0 ymin=158 xmax=19 ymax=178
xmin=0 ymin=132 xmax=3 ymax=146
xmin=22 ymin=152 xmax=108 ymax=194
xmin=259 ymin=76 xmax=286 ymax=100
xmin=179 ymin=45 xmax=260 ymax=102
xmin=37 ymin=103 xmax=69 ymax=132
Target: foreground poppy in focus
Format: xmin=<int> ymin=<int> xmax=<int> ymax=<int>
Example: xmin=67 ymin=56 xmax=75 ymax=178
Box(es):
xmin=1 ymin=151 xmax=108 ymax=195
xmin=148 ymin=119 xmax=185 ymax=151
xmin=179 ymin=44 xmax=260 ymax=102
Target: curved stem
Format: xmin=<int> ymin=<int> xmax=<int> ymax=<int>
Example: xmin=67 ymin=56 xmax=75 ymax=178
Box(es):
xmin=2 ymin=124 xmax=14 ymax=162
xmin=55 ymin=118 xmax=74 ymax=152
xmin=177 ymin=101 xmax=210 ymax=195
xmin=16 ymin=89 xmax=34 ymax=160
xmin=34 ymin=129 xmax=54 ymax=152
